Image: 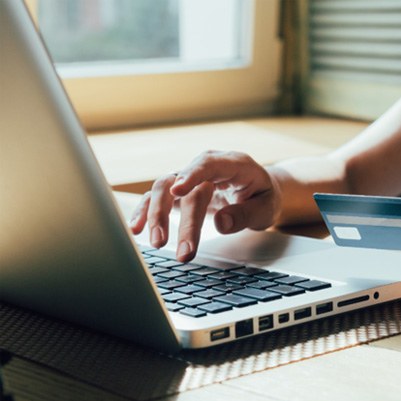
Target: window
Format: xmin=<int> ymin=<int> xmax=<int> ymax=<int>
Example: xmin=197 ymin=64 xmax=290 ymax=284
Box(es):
xmin=27 ymin=0 xmax=282 ymax=130
xmin=38 ymin=0 xmax=180 ymax=66
xmin=306 ymin=0 xmax=401 ymax=120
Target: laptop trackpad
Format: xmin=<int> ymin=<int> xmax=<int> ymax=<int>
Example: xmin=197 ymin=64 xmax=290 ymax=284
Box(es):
xmin=198 ymin=228 xmax=335 ymax=264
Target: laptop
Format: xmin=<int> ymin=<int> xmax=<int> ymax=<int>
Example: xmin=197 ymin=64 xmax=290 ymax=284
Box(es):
xmin=1 ymin=0 xmax=401 ymax=353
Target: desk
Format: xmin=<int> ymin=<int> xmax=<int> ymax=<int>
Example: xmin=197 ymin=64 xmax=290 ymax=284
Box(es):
xmin=2 ymin=117 xmax=401 ymax=401
xmin=2 ymin=300 xmax=401 ymax=401
xmin=172 ymin=337 xmax=401 ymax=401
xmin=88 ymin=116 xmax=367 ymax=194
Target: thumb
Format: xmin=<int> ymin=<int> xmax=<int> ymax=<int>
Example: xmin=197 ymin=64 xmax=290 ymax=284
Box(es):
xmin=214 ymin=192 xmax=277 ymax=234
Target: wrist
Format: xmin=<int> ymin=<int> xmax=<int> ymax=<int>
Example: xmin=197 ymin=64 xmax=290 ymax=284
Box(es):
xmin=265 ymin=165 xmax=284 ymax=227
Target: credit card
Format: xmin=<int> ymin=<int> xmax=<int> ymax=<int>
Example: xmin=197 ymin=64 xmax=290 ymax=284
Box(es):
xmin=314 ymin=193 xmax=401 ymax=251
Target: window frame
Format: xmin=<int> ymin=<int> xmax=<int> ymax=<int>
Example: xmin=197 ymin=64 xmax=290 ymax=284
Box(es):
xmin=305 ymin=0 xmax=401 ymax=121
xmin=26 ymin=0 xmax=282 ymax=131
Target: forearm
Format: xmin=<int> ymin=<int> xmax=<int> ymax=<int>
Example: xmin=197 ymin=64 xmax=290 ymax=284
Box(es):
xmin=269 ymin=98 xmax=401 ymax=227
xmin=333 ymin=98 xmax=401 ymax=196
xmin=268 ymin=155 xmax=348 ymax=226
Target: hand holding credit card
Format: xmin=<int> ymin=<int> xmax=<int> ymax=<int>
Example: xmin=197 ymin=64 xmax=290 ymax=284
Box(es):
xmin=314 ymin=193 xmax=401 ymax=251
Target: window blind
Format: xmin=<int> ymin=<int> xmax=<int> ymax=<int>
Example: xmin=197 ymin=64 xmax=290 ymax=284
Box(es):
xmin=306 ymin=0 xmax=401 ymax=120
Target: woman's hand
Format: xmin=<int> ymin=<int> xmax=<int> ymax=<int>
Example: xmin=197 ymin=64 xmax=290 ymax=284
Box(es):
xmin=130 ymin=150 xmax=282 ymax=262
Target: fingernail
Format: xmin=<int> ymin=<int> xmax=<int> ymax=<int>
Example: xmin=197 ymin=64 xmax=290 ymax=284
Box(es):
xmin=177 ymin=241 xmax=192 ymax=259
xmin=151 ymin=226 xmax=164 ymax=247
xmin=130 ymin=220 xmax=141 ymax=235
xmin=130 ymin=215 xmax=139 ymax=226
xmin=220 ymin=214 xmax=234 ymax=232
xmin=171 ymin=176 xmax=185 ymax=188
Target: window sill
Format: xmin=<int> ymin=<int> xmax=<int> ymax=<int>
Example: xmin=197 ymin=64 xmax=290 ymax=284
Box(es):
xmin=88 ymin=116 xmax=368 ymax=194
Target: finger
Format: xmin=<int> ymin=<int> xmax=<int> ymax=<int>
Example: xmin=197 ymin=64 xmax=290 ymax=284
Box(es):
xmin=206 ymin=189 xmax=230 ymax=214
xmin=214 ymin=190 xmax=277 ymax=234
xmin=130 ymin=191 xmax=151 ymax=234
xmin=172 ymin=196 xmax=181 ymax=210
xmin=176 ymin=182 xmax=214 ymax=261
xmin=147 ymin=174 xmax=177 ymax=248
xmin=171 ymin=151 xmax=262 ymax=198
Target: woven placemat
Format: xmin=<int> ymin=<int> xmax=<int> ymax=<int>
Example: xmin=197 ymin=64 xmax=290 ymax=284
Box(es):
xmin=1 ymin=300 xmax=401 ymax=400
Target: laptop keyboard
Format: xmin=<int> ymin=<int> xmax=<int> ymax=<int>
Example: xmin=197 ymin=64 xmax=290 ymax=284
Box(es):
xmin=139 ymin=245 xmax=332 ymax=318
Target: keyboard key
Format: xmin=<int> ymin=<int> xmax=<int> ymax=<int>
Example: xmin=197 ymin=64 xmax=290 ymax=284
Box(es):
xmin=175 ymin=284 xmax=204 ymax=295
xmin=213 ymin=283 xmax=244 ymax=293
xmin=176 ymin=275 xmax=204 ymax=284
xmin=255 ymin=271 xmax=289 ymax=281
xmin=157 ymin=288 xmax=171 ymax=295
xmin=179 ymin=308 xmax=207 ymax=318
xmin=190 ymin=267 xmax=219 ymax=277
xmin=208 ymin=271 xmax=237 ymax=280
xmin=296 ymin=280 xmax=332 ymax=291
xmin=165 ymin=302 xmax=185 ymax=312
xmin=145 ymin=256 xmax=168 ymax=265
xmin=196 ymin=288 xmax=225 ymax=299
xmin=149 ymin=266 xmax=169 ymax=275
xmin=178 ymin=297 xmax=210 ymax=308
xmin=269 ymin=285 xmax=305 ymax=296
xmin=227 ymin=276 xmax=257 ymax=285
xmin=275 ymin=275 xmax=309 ymax=285
xmin=153 ymin=276 xmax=168 ymax=283
xmin=163 ymin=293 xmax=190 ymax=302
xmin=198 ymin=302 xmax=233 ymax=314
xmin=215 ymin=294 xmax=258 ymax=307
xmin=172 ymin=263 xmax=203 ymax=273
xmin=233 ymin=267 xmax=268 ymax=276
xmin=188 ymin=261 xmax=244 ymax=271
xmin=142 ymin=254 xmax=154 ymax=259
xmin=157 ymin=280 xmax=187 ymax=290
xmin=247 ymin=280 xmax=277 ymax=290
xmin=194 ymin=278 xmax=224 ymax=288
xmin=157 ymin=270 xmax=186 ymax=280
xmin=233 ymin=288 xmax=282 ymax=302
xmin=155 ymin=260 xmax=184 ymax=268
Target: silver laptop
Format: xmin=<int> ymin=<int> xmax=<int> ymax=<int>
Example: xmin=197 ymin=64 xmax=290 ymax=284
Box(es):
xmin=1 ymin=0 xmax=401 ymax=352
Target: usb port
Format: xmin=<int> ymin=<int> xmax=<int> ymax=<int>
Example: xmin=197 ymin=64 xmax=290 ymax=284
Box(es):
xmin=279 ymin=313 xmax=289 ymax=324
xmin=259 ymin=314 xmax=273 ymax=331
xmin=294 ymin=307 xmax=312 ymax=321
xmin=210 ymin=327 xmax=230 ymax=342
xmin=235 ymin=319 xmax=254 ymax=338
xmin=316 ymin=302 xmax=333 ymax=315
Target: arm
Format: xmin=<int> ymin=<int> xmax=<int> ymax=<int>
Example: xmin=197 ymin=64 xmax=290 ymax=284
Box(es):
xmin=271 ymin=97 xmax=401 ymax=225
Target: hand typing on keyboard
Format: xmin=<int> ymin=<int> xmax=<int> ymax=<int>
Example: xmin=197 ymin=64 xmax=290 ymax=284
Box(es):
xmin=130 ymin=151 xmax=281 ymax=262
